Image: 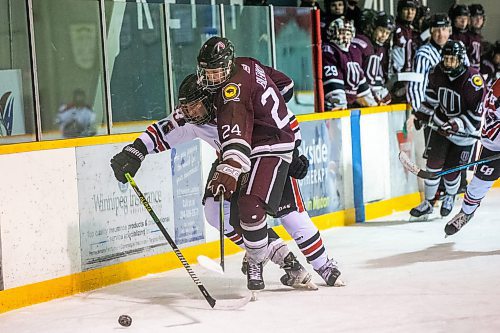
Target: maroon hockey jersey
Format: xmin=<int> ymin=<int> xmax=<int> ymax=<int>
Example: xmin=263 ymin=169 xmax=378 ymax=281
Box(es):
xmin=212 ymin=57 xmax=296 ymax=172
xmin=422 ymin=65 xmax=486 ymax=146
xmin=392 ymin=22 xmax=420 ymax=72
xmin=322 ymin=41 xmax=371 ymax=106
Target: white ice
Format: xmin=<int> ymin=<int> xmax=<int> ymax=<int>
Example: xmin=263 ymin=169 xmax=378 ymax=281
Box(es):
xmin=1 ymin=189 xmax=500 ymax=333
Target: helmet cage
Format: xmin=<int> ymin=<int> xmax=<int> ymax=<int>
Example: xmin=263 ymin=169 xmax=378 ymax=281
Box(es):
xmin=196 ymin=62 xmax=233 ymax=91
xmin=327 ymin=18 xmax=355 ymax=52
xmin=179 ymin=93 xmax=214 ymax=125
xmin=178 ymin=74 xmax=214 ymax=125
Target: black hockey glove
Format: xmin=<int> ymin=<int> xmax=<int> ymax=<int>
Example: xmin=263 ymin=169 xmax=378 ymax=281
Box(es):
xmin=288 ymin=151 xmax=309 ymax=179
xmin=110 ymin=139 xmax=147 ymax=183
xmin=413 ymin=111 xmax=430 ymax=131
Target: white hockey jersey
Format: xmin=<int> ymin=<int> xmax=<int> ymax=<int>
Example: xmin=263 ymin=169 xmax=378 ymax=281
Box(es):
xmin=481 ymin=79 xmax=500 ymax=151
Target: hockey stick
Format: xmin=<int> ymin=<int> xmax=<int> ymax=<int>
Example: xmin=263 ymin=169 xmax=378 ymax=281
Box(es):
xmin=398 ymin=151 xmax=500 ymax=179
xmin=125 ymin=173 xmax=249 ymax=310
xmin=427 ymin=124 xmax=480 ymax=140
xmin=219 ymin=193 xmax=225 ymax=271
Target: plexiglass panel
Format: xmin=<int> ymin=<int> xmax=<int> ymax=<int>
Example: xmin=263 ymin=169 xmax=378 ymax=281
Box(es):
xmin=274 ymin=7 xmax=314 ymax=114
xmin=33 ymin=0 xmax=107 ymax=140
xmin=0 ymin=0 xmax=36 ymax=144
xmin=168 ymin=4 xmax=220 ymax=104
xmin=224 ymin=5 xmax=272 ymax=66
xmin=106 ymin=1 xmax=169 ymax=134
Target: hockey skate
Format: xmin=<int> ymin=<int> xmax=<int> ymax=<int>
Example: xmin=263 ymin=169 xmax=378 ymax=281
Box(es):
xmin=409 ymin=200 xmax=433 ymax=221
xmin=440 ymin=195 xmax=455 ymax=217
xmin=445 ymin=210 xmax=473 ymax=237
xmin=315 ymin=259 xmax=345 ymax=287
xmin=246 ymin=261 xmax=265 ymax=301
xmin=280 ymin=252 xmax=318 ymax=290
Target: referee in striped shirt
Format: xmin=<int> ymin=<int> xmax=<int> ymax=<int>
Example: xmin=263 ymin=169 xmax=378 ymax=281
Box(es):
xmin=407 ymin=14 xmax=451 ymax=114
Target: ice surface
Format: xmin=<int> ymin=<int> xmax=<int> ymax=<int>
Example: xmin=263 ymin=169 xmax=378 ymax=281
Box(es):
xmin=1 ymin=190 xmax=500 ymax=333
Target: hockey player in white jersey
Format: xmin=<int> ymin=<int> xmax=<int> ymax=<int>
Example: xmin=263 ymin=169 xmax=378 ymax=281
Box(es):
xmin=445 ymin=78 xmax=500 ymax=235
xmin=111 ymin=73 xmax=343 ymax=287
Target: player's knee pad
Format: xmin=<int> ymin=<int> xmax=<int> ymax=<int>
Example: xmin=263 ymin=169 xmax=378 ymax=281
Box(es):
xmin=238 ymin=194 xmax=267 ymax=229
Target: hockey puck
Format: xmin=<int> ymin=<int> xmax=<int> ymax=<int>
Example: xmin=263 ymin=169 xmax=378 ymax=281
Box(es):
xmin=118 ymin=314 xmax=132 ymax=327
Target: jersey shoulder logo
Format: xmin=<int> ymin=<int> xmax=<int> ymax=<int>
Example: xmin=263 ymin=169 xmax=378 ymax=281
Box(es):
xmin=469 ymin=74 xmax=484 ymax=90
xmin=222 ymin=83 xmax=241 ymax=104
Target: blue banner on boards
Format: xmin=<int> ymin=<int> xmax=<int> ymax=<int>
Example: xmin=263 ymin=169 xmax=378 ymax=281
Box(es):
xmin=296 ymin=119 xmax=345 ymax=217
xmin=171 ymin=140 xmax=205 ymax=245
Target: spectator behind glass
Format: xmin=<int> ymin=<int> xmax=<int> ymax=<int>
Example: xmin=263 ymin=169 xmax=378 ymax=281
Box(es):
xmin=56 ymin=89 xmax=97 ymax=138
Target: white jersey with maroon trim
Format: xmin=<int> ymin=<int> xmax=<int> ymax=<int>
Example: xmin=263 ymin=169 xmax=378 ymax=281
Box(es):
xmin=481 ymin=79 xmax=500 ymax=151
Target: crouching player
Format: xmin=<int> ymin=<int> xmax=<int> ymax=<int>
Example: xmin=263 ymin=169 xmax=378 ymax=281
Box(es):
xmin=111 ymin=73 xmax=343 ymax=287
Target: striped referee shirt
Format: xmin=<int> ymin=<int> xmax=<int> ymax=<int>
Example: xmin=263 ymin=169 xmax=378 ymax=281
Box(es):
xmin=407 ymin=39 xmax=442 ymax=112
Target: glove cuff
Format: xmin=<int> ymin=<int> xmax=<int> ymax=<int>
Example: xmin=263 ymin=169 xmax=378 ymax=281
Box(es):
xmin=124 ymin=144 xmax=145 ymax=162
xmin=216 ymin=161 xmax=242 ymax=180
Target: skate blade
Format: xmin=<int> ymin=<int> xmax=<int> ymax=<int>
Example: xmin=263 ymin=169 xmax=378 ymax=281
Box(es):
xmin=292 ymin=280 xmax=319 ymax=290
xmin=409 ymin=214 xmax=430 ymax=222
xmin=333 ymin=278 xmax=346 ymax=287
xmin=250 ymin=291 xmax=259 ymax=301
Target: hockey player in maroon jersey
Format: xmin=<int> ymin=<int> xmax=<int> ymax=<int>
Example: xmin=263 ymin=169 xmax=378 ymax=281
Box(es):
xmin=466 ymin=4 xmax=484 ymax=71
xmin=391 ymin=0 xmax=421 ymax=102
xmin=352 ymin=10 xmax=395 ymax=105
xmin=110 ymin=73 xmax=343 ymax=289
xmin=322 ymin=17 xmax=377 ymax=111
xmin=196 ymin=37 xmax=341 ymax=291
xmin=410 ymin=40 xmax=486 ymax=219
xmin=445 ymin=79 xmax=500 ymax=235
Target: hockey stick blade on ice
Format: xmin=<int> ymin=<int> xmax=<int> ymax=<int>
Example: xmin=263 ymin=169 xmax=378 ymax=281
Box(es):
xmin=197 ymin=255 xmax=224 ymax=275
xmin=398 ymin=151 xmax=500 ymax=179
xmin=125 ymin=173 xmax=249 ymax=310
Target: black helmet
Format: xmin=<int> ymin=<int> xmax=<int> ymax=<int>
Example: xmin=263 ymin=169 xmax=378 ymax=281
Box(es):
xmin=178 ymin=74 xmax=214 ymax=125
xmin=448 ymin=4 xmax=470 ymax=22
xmin=197 ymin=36 xmax=235 ymax=91
xmin=440 ymin=40 xmax=467 ymax=77
xmin=397 ymin=0 xmax=418 ymax=16
xmin=374 ymin=12 xmax=396 ymax=31
xmin=428 ymin=13 xmax=451 ymax=29
xmin=372 ymin=12 xmax=395 ymax=46
xmin=469 ymin=4 xmax=485 ymax=17
xmin=358 ymin=9 xmax=377 ymax=36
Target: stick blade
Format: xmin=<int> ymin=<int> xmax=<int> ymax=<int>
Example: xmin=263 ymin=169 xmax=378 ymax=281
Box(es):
xmin=213 ymin=293 xmax=252 ymax=310
xmin=398 ymin=151 xmax=421 ymax=176
xmin=197 ymin=255 xmax=224 ymax=275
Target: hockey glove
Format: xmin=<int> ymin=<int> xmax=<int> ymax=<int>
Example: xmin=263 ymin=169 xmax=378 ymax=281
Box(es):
xmin=438 ymin=119 xmax=460 ymax=137
xmin=373 ymin=87 xmax=392 ymax=106
xmin=288 ymin=152 xmax=310 ymax=179
xmin=413 ymin=112 xmax=431 ymax=131
xmin=207 ymin=160 xmax=242 ymax=201
xmin=110 ymin=139 xmax=147 ymax=183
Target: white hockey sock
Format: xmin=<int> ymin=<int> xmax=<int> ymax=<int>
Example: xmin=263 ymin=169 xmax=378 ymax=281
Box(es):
xmin=462 ymin=176 xmax=494 ymax=215
xmin=280 ymin=211 xmax=329 ymax=271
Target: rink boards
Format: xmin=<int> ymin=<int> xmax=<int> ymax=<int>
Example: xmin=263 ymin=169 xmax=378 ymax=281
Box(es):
xmin=1 ymin=103 xmax=486 ymax=313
